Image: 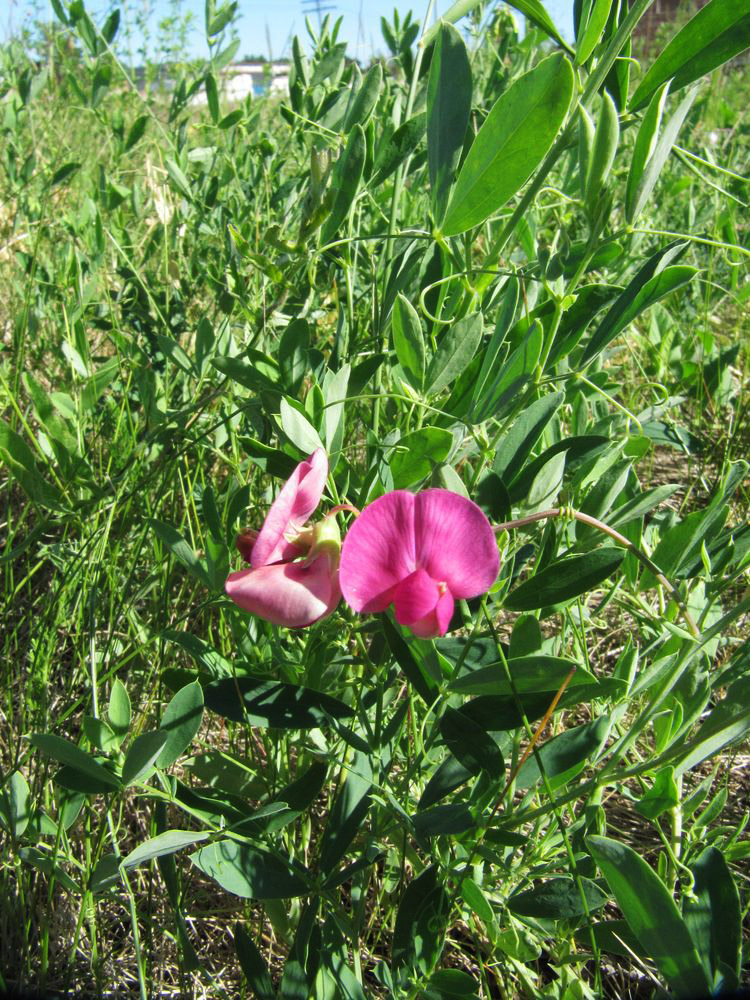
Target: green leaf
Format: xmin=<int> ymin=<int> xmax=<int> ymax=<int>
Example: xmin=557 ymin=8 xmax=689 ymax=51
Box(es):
xmin=492 ymin=391 xmax=564 ymax=483
xmin=608 ymin=483 xmax=679 ymax=530
xmin=626 ymin=85 xmax=698 ymax=225
xmin=165 ymin=157 xmax=192 ymax=200
xmin=440 ymin=707 xmax=503 ymax=779
xmin=629 ymin=0 xmax=750 ymax=112
xmin=471 ymin=320 xmax=543 ymax=422
xmin=122 ymin=731 xmax=168 ymax=786
xmin=390 ymin=427 xmax=453 ymax=488
xmin=49 ymin=161 xmax=81 ymax=187
xmin=219 ymin=108 xmax=243 ymax=130
xmin=31 ymin=733 xmax=121 ymax=790
xmin=320 ymin=125 xmax=366 ymax=244
xmin=279 ymin=397 xmax=324 ymax=454
xmin=504 ymin=548 xmax=625 ymax=611
xmin=108 ymin=679 xmax=131 ymax=743
xmin=0 ymin=771 xmax=31 ymax=838
xmin=547 ymin=283 xmax=620 ymax=366
xmin=203 ymin=676 xmax=354 ymax=728
xmin=156 ymin=334 xmax=195 ymax=375
xmin=419 ymin=757 xmax=473 ymax=810
xmin=509 ymin=614 xmax=543 ymax=658
xmin=471 ymin=276 xmax=519 ymax=403
xmin=392 ymin=865 xmax=450 ymax=977
xmin=278 ymin=319 xmax=310 ymax=394
xmin=234 ymin=923 xmax=276 ymax=1000
xmin=382 ymin=618 xmax=439 ymax=704
xmin=461 ymin=694 xmax=551 ymax=733
xmin=450 ymin=654 xmax=592 ymax=696
xmin=82 ymin=716 xmax=119 ymax=753
xmin=625 ymin=82 xmax=669 ymax=222
xmin=322 ymin=362 xmax=350 ymax=459
xmin=426 ymin=968 xmax=478 ymax=996
xmin=208 ymin=2 xmax=237 ymax=36
xmin=212 ymin=37 xmax=240 ymax=72
xmin=101 ymin=7 xmax=120 ymax=42
xmin=578 ymin=105 xmax=595 ymax=199
xmin=124 ymin=114 xmax=148 ymax=151
xmin=517 ymin=715 xmax=610 ymax=789
xmin=590 ymin=918 xmax=643 ymax=959
xmin=163 ymin=630 xmax=232 ymax=679
xmin=588 ymin=835 xmax=711 ymax=997
xmin=157 ymin=682 xmax=204 ymax=768
xmin=442 ymin=53 xmax=574 ymax=235
xmin=577 ymin=0 xmax=614 ymax=63
xmin=508 ymin=433 xmax=609 ymax=502
xmin=643 ymin=501 xmax=727 ymax=584
xmin=122 ymin=830 xmax=211 ymax=869
xmin=0 ymin=418 xmax=62 ymax=508
xmin=461 ymin=878 xmax=500 ymax=943
xmin=683 ymin=847 xmax=742 ymax=993
xmin=90 ymin=854 xmax=121 ymax=893
xmin=150 ymin=519 xmax=211 ymax=588
xmin=525 ymin=450 xmax=565 ymax=514
xmin=343 ymin=62 xmax=382 ymax=131
xmin=372 ymin=113 xmax=426 ymax=186
xmin=426 ymin=312 xmax=483 ymax=396
xmin=205 ymin=72 xmax=219 ymax=122
xmin=581 ymin=241 xmax=692 ymax=364
xmin=21 ymin=846 xmax=80 ymax=894
xmin=414 ymin=803 xmax=476 ymax=839
xmin=190 ymin=840 xmax=309 ymax=899
xmin=392 ymin=293 xmax=426 ymax=390
xmin=310 ymin=42 xmax=347 ymax=86
xmin=80 ymin=358 xmax=119 ymax=413
xmin=427 ymin=22 xmax=472 ymax=223
xmin=674 ymin=677 xmax=750 ymax=775
xmin=508 ymin=877 xmax=609 ymax=918
xmin=635 ymin=766 xmax=680 ymax=820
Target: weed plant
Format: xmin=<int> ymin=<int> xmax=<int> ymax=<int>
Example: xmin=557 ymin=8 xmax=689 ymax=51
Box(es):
xmin=1 ymin=1 xmax=749 ymax=997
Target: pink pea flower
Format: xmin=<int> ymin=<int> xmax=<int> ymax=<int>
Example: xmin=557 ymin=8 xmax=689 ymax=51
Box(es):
xmin=225 ymin=449 xmax=341 ymax=628
xmin=339 ymin=489 xmax=499 ymax=639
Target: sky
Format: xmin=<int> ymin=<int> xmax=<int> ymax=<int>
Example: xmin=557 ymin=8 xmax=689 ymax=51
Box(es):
xmin=4 ymin=0 xmax=575 ymax=62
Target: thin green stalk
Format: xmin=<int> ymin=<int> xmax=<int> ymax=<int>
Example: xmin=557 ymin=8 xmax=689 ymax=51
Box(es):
xmin=374 ymin=0 xmax=435 ymax=437
xmin=481 ymin=605 xmax=603 ymax=994
xmin=635 ymin=226 xmax=750 ymax=258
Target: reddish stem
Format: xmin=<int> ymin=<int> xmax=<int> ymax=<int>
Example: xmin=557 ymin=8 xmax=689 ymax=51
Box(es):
xmin=327 ymin=503 xmax=361 ymax=518
xmin=495 ymin=507 xmax=700 ymax=638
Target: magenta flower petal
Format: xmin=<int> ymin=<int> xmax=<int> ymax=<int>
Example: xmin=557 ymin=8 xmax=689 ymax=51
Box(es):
xmin=340 ymin=487 xmax=498 ymax=639
xmin=338 ymin=491 xmax=417 ymax=612
xmin=225 ymin=552 xmax=340 ymax=628
xmin=414 ymin=490 xmax=499 ymax=599
xmin=393 ymin=569 xmax=440 ymax=626
xmin=251 ymin=449 xmax=328 ymax=567
xmin=409 ymin=590 xmax=455 ymax=639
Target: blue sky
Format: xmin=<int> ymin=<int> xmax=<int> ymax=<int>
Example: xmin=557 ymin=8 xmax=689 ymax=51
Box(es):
xmin=4 ymin=0 xmax=575 ymax=61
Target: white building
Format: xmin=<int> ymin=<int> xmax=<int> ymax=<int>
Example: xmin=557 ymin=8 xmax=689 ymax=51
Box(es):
xmin=221 ymin=62 xmax=289 ymax=100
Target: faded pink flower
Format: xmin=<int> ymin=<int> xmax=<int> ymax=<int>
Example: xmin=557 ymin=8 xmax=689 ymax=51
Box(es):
xmin=250 ymin=448 xmax=328 ymax=567
xmin=339 ymin=489 xmax=499 ymax=638
xmin=225 ymin=449 xmax=341 ymax=628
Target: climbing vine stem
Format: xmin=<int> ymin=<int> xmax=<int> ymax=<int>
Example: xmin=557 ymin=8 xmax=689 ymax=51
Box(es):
xmin=494 ymin=507 xmax=700 ymax=638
